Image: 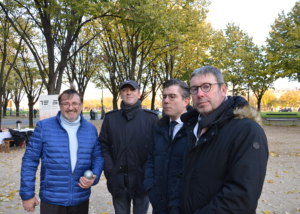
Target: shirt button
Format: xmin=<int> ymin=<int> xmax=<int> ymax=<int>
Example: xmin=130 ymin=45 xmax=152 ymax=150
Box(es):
xmin=211 ymin=132 xmax=214 ymax=135
xmin=120 ymin=167 xmax=122 ymax=169
xmin=204 ymin=139 xmax=207 ymax=141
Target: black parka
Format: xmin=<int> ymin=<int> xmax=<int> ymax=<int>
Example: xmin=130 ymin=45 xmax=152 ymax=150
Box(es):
xmin=169 ymin=96 xmax=269 ymax=214
xmin=144 ymin=116 xmax=188 ymax=214
xmin=99 ymin=107 xmax=158 ymax=198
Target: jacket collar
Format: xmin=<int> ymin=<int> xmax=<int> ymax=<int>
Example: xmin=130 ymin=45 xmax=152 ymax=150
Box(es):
xmin=181 ymin=96 xmax=251 ymax=128
xmin=56 ymin=111 xmax=86 ymax=126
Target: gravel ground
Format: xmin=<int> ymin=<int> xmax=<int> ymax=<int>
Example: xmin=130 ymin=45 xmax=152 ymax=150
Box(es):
xmin=0 ymin=122 xmax=299 ymax=214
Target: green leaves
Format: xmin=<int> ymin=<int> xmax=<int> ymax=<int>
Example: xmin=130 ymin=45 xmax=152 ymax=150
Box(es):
xmin=266 ymin=2 xmax=300 ymax=82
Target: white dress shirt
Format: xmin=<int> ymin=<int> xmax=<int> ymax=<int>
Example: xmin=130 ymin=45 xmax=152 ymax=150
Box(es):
xmin=170 ymin=115 xmax=184 ymax=140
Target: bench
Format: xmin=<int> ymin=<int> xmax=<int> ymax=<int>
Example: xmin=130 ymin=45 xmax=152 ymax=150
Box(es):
xmin=266 ymin=113 xmax=298 ymax=125
xmin=0 ymin=139 xmax=14 ymax=153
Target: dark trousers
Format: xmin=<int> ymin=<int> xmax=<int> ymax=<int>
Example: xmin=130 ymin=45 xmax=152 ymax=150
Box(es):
xmin=112 ymin=187 xmax=149 ymax=214
xmin=40 ymin=200 xmax=89 ymax=214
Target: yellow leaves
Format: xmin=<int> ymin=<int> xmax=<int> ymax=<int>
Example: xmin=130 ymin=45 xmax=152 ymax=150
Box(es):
xmin=6 ymin=206 xmax=12 ymax=209
xmin=297 ymin=208 xmax=300 ymax=212
xmin=15 ymin=207 xmax=20 ymax=210
xmin=284 ymin=171 xmax=289 ymax=173
xmin=107 ymin=202 xmax=112 ymax=205
xmin=102 ymin=212 xmax=108 ymax=214
xmin=287 ymin=190 xmax=298 ymax=194
xmin=263 ymin=211 xmax=270 ymax=214
xmin=269 ymin=151 xmax=279 ymax=157
xmin=267 ymin=180 xmax=273 ymax=183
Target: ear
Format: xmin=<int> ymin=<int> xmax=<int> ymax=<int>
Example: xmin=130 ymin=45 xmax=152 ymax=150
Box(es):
xmin=183 ymin=97 xmax=190 ymax=108
xmin=138 ymin=91 xmax=141 ymax=99
xmin=221 ymin=84 xmax=227 ymax=96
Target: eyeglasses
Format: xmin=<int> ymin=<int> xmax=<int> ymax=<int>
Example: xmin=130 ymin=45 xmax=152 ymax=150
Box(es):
xmin=60 ymin=103 xmax=82 ymax=108
xmin=190 ymin=83 xmax=223 ymax=95
xmin=161 ymin=94 xmax=178 ymax=101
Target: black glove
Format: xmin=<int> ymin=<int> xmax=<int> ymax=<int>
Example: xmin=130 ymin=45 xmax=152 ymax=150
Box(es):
xmin=169 ymin=206 xmax=180 ymax=214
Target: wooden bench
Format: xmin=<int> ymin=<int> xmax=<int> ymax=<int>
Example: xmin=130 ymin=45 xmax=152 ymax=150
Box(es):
xmin=266 ymin=113 xmax=298 ymax=125
xmin=0 ymin=139 xmax=14 ymax=153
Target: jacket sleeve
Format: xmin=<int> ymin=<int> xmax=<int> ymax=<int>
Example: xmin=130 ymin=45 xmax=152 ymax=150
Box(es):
xmin=20 ymin=122 xmax=44 ymax=200
xmin=91 ymin=126 xmax=104 ymax=186
xmin=143 ymin=128 xmax=156 ymax=192
xmin=99 ymin=116 xmax=114 ymax=176
xmin=195 ymin=122 xmax=269 ymax=214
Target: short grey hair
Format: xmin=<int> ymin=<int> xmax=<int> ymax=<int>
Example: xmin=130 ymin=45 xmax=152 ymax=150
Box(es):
xmin=191 ymin=66 xmax=224 ymax=85
xmin=163 ymin=79 xmax=190 ymax=99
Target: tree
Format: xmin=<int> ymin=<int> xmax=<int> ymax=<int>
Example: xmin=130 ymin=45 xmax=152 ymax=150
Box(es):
xmin=12 ymin=47 xmax=44 ymax=127
xmin=0 ymin=0 xmax=114 ymax=95
xmin=261 ymin=90 xmax=276 ymax=111
xmin=93 ymin=0 xmax=211 ymax=109
xmin=11 ymin=72 xmax=25 ymax=117
xmin=0 ymin=12 xmax=23 ymax=126
xmin=210 ymin=23 xmax=258 ymax=96
xmin=280 ymin=90 xmax=300 ymax=109
xmin=266 ymin=2 xmax=300 ymax=82
xmin=65 ymin=26 xmax=99 ymax=101
xmin=247 ymin=48 xmax=275 ymax=111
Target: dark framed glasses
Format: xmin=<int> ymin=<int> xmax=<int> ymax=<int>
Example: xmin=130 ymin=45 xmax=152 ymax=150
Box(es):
xmin=190 ymin=83 xmax=223 ymax=95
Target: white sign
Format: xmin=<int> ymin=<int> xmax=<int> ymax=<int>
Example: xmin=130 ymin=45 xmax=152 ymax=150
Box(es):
xmin=39 ymin=95 xmax=60 ymax=120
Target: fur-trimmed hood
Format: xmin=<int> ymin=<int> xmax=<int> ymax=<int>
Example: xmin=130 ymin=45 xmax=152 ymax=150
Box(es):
xmin=181 ymin=96 xmax=263 ymax=128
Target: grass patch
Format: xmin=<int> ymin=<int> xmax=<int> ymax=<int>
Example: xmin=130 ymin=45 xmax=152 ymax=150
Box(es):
xmin=261 ymin=111 xmax=300 ymax=118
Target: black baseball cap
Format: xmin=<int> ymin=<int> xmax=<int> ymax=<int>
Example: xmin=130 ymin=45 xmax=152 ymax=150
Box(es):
xmin=120 ymin=80 xmax=139 ymax=90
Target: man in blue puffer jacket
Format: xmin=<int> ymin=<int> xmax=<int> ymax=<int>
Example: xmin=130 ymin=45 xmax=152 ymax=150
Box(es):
xmin=20 ymin=88 xmax=104 ymax=214
xmin=144 ymin=79 xmax=191 ymax=213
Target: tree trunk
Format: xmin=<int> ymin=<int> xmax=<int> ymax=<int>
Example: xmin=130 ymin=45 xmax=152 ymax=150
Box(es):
xmin=151 ymin=85 xmax=156 ymax=110
xmin=112 ymin=93 xmax=118 ymax=110
xmin=28 ymin=95 xmax=34 ymax=128
xmin=0 ymin=97 xmax=2 ymax=126
xmin=257 ymin=96 xmax=262 ymax=112
xmin=14 ymin=96 xmax=20 ymax=117
xmin=2 ymin=100 xmax=7 ymax=117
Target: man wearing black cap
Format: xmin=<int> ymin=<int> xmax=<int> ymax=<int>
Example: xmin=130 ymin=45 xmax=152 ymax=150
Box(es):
xmin=99 ymin=80 xmax=159 ymax=214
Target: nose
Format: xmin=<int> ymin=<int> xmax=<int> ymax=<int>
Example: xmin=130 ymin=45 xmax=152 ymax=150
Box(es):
xmin=68 ymin=104 xmax=74 ymax=110
xmin=163 ymin=96 xmax=170 ymax=104
xmin=197 ymin=88 xmax=205 ymax=97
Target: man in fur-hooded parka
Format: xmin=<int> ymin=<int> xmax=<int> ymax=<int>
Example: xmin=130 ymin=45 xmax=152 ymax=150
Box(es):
xmin=168 ymin=66 xmax=268 ymax=214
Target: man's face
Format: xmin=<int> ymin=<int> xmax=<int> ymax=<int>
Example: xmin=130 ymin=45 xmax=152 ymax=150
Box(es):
xmin=120 ymin=85 xmax=141 ymax=107
xmin=163 ymin=85 xmax=189 ymax=121
xmin=190 ymin=73 xmax=227 ymax=117
xmin=59 ymin=94 xmax=82 ymax=122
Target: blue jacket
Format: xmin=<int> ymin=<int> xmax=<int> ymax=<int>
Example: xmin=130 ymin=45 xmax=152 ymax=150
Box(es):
xmin=20 ymin=112 xmax=104 ymax=206
xmin=144 ymin=116 xmax=187 ymax=214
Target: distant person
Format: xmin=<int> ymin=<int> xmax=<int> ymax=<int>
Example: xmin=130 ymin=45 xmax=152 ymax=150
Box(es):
xmin=99 ymin=80 xmax=159 ymax=214
xmin=144 ymin=79 xmax=191 ymax=214
xmin=33 ymin=108 xmax=37 ymax=118
xmin=169 ymin=66 xmax=268 ymax=214
xmin=20 ymin=87 xmax=104 ymax=214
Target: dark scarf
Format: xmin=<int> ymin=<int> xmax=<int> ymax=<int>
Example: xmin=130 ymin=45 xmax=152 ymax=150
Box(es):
xmin=181 ymin=96 xmax=248 ymax=128
xmin=121 ymin=100 xmax=141 ymax=121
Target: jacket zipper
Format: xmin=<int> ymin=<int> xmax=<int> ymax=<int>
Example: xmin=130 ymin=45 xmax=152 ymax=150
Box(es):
xmin=58 ymin=115 xmax=83 ymax=206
